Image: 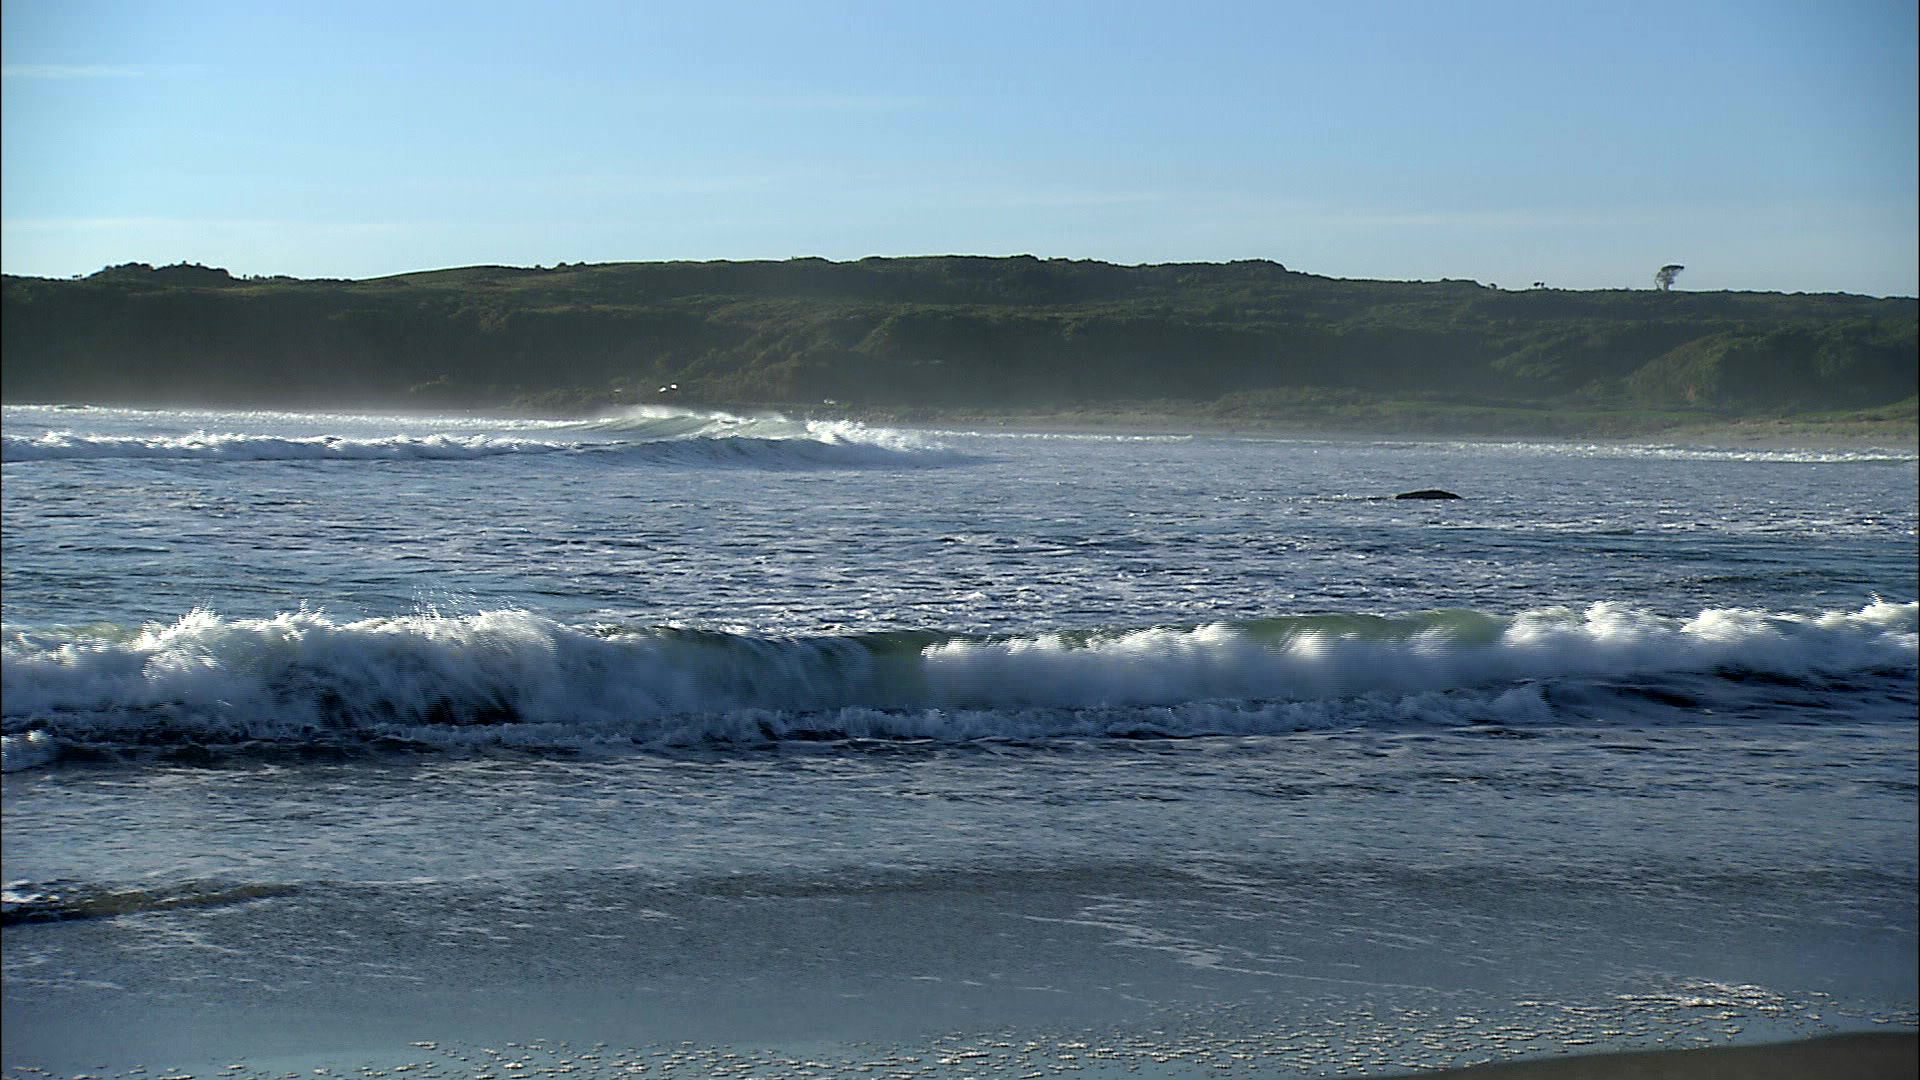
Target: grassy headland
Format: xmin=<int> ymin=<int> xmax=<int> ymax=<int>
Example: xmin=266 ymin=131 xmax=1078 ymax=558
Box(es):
xmin=4 ymin=256 xmax=1914 ymax=443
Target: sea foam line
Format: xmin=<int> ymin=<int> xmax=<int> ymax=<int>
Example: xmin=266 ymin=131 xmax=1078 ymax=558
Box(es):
xmin=1 ymin=422 xmax=964 ymax=467
xmin=2 ymin=602 xmax=1913 ymax=767
xmin=2 ymin=430 xmax=569 ymax=462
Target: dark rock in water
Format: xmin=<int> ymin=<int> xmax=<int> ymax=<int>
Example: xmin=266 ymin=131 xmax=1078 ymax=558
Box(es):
xmin=1395 ymin=489 xmax=1462 ymax=500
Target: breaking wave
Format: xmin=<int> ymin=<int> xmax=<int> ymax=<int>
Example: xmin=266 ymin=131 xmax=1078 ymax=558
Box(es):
xmin=2 ymin=430 xmax=572 ymax=462
xmin=4 ymin=601 xmax=1913 ymax=769
xmin=0 ymin=406 xmax=967 ymax=469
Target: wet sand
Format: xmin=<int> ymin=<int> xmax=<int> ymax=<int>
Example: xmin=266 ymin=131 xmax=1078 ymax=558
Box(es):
xmin=3 ymin=1029 xmax=1913 ymax=1079
xmin=1419 ymin=1030 xmax=1916 ymax=1078
xmin=6 ymin=829 xmax=1916 ymax=1078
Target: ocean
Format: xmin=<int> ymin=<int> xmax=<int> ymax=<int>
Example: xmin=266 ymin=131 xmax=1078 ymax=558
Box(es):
xmin=2 ymin=403 xmax=1915 ymax=1078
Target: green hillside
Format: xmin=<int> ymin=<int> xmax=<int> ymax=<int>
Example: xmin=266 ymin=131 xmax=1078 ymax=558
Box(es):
xmin=4 ymin=256 xmax=1914 ymax=437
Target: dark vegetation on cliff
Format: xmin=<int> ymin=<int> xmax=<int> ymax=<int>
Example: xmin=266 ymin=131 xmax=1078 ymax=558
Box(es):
xmin=4 ymin=256 xmax=1914 ymax=434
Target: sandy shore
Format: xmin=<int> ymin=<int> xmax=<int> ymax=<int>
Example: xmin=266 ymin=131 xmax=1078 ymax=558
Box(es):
xmin=829 ymin=406 xmax=1919 ymax=453
xmin=971 ymin=420 xmax=1919 ymax=454
xmin=3 ymin=1029 xmax=1911 ymax=1079
xmin=1418 ymin=1030 xmax=1916 ymax=1078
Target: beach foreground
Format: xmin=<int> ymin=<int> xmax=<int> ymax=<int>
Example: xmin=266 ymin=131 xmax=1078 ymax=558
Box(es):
xmin=5 ymin=788 xmax=1915 ymax=1079
xmin=2 ymin=1002 xmax=1913 ymax=1080
xmin=1423 ymin=1030 xmax=1916 ymax=1078
xmin=5 ymin=407 xmax=1914 ymax=1079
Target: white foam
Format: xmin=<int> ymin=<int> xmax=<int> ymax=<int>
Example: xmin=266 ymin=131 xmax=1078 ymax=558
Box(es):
xmin=1431 ymin=439 xmax=1918 ymax=465
xmin=2 ymin=602 xmax=1912 ymax=765
xmin=0 ymin=729 xmax=58 ymax=771
xmin=2 ymin=430 xmax=571 ymax=462
xmin=1 ymin=405 xmax=965 ymax=468
xmin=918 ymin=601 xmax=1918 ymax=706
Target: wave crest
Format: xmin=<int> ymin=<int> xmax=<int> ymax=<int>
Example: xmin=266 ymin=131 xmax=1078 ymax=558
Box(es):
xmin=1 ymin=407 xmax=966 ymax=469
xmin=3 ymin=601 xmax=1912 ymax=768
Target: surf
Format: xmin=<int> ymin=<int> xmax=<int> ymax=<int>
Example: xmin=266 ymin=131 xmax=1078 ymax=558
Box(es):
xmin=0 ymin=405 xmax=969 ymax=469
xmin=4 ymin=601 xmax=1912 ymax=769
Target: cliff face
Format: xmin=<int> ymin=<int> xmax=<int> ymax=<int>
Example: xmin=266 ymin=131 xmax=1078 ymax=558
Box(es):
xmin=4 ymin=257 xmax=1914 ymax=420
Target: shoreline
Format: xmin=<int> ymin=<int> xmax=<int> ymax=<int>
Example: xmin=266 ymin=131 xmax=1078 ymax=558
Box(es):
xmin=842 ymin=408 xmax=1919 ymax=453
xmin=3 ymin=1024 xmax=1911 ymax=1079
xmin=1416 ymin=1030 xmax=1917 ymax=1078
xmin=7 ymin=398 xmax=1915 ymax=453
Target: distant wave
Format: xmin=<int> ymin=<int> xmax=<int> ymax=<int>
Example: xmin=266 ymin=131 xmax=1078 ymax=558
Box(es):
xmin=1 ymin=407 xmax=968 ymax=469
xmin=4 ymin=601 xmax=1913 ymax=769
xmin=2 ymin=430 xmax=571 ymax=462
xmin=2 ymin=403 xmax=568 ymax=430
xmin=1433 ymin=439 xmax=1918 ymax=465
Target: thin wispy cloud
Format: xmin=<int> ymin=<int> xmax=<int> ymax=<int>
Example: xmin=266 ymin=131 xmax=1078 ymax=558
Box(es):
xmin=1309 ymin=209 xmax=1655 ymax=229
xmin=1 ymin=217 xmax=405 ymax=234
xmin=499 ymin=173 xmax=783 ymax=197
xmin=942 ymin=189 xmax=1164 ymax=211
xmin=1 ymin=63 xmax=191 ymax=80
xmin=631 ymin=91 xmax=932 ymax=114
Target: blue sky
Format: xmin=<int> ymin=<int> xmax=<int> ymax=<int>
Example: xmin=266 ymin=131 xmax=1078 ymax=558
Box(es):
xmin=3 ymin=0 xmax=1915 ymax=294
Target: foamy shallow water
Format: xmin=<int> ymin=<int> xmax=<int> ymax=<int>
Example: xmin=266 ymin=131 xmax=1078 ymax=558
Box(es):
xmin=2 ymin=404 xmax=1915 ymax=1073
xmin=6 ymin=723 xmax=1915 ymax=1073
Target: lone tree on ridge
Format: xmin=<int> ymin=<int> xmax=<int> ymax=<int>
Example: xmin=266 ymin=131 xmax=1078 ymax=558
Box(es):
xmin=1654 ymin=264 xmax=1685 ymax=291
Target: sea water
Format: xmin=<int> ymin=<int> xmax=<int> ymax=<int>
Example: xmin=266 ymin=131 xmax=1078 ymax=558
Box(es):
xmin=2 ymin=403 xmax=1915 ymax=1077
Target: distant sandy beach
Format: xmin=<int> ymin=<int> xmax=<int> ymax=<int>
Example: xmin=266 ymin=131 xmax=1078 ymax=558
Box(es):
xmin=823 ymin=405 xmax=1920 ymax=453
